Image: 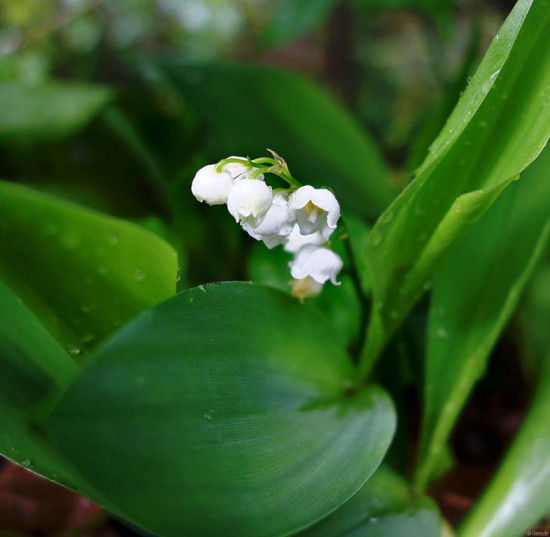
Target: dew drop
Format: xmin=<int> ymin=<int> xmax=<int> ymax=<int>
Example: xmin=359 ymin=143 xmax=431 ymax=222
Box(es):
xmin=198 ymin=284 xmax=206 ymax=292
xmin=67 ymin=344 xmax=81 ymax=356
xmin=21 ymin=458 xmax=32 ymax=468
xmin=188 ymin=296 xmax=194 ymax=304
xmin=107 ymin=233 xmax=119 ymax=246
xmin=79 ymin=304 xmax=94 ymax=314
xmin=369 ymin=517 xmax=379 ymax=524
xmin=133 ymin=269 xmax=146 ymax=282
xmin=379 ymin=210 xmax=394 ymax=224
xmin=369 ymin=229 xmax=382 ymax=246
xmin=62 ymin=230 xmax=81 ymax=249
xmin=437 ymin=328 xmax=448 ymax=339
xmin=204 ymin=412 xmax=213 ymax=421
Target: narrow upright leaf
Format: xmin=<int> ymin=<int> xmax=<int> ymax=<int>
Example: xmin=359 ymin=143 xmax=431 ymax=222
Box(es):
xmin=414 ymin=145 xmax=550 ymax=489
xmin=457 ymin=347 xmax=550 ymax=537
xmin=359 ymin=0 xmax=550 ymax=375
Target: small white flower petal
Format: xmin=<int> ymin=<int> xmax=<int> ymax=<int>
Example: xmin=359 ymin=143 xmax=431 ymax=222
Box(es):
xmin=289 ymin=245 xmax=343 ymax=285
xmin=253 ymin=192 xmax=295 ymax=236
xmin=191 ymin=164 xmax=234 ymax=205
xmin=284 ymin=224 xmax=326 ymax=254
xmin=241 ymin=192 xmax=295 ymax=248
xmin=227 ymin=178 xmax=273 ymax=224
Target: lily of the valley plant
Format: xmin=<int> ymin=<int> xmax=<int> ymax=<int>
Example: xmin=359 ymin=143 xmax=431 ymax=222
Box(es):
xmin=192 ymin=152 xmax=343 ymax=298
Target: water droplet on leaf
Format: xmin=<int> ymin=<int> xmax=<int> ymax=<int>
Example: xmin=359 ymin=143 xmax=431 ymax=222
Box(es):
xmin=107 ymin=233 xmax=119 ymax=246
xmin=79 ymin=304 xmax=94 ymax=314
xmin=134 ymin=269 xmax=146 ymax=282
xmin=67 ymin=344 xmax=81 ymax=356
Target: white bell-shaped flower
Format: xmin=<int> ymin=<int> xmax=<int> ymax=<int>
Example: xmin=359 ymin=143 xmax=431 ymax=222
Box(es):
xmin=191 ymin=164 xmax=234 ymax=205
xmin=289 ymin=245 xmax=343 ymax=285
xmin=227 ymin=178 xmax=273 ymax=225
xmin=284 ymin=224 xmax=326 ymax=254
xmin=289 ymin=276 xmax=323 ymax=299
xmin=288 ymin=186 xmax=340 ymax=240
xmin=243 ymin=191 xmax=295 ymax=248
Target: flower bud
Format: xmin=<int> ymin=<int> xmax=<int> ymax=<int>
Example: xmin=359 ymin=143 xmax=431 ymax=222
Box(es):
xmin=289 ymin=245 xmax=343 ymax=285
xmin=191 ymin=164 xmax=234 ymax=205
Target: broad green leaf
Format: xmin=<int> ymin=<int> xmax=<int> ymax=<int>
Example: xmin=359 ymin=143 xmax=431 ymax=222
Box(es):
xmin=0 ymin=276 xmax=78 ymax=487
xmin=413 ymin=145 xmax=550 ymax=489
xmin=298 ymin=465 xmax=440 ymax=537
xmin=261 ymin=0 xmax=337 ymax=48
xmin=44 ymin=283 xmax=395 ymax=537
xmin=0 ymin=82 xmax=113 ymax=142
xmin=0 ymin=181 xmax=178 ymax=355
xmin=359 ymin=0 xmax=550 ymax=376
xmin=457 ymin=347 xmax=550 ymax=537
xmin=155 ymin=61 xmax=394 ymax=219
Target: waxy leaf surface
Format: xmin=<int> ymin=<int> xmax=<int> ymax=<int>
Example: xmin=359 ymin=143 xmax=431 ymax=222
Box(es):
xmin=415 ymin=145 xmax=550 ymax=488
xmin=0 ymin=181 xmax=178 ymax=354
xmin=299 ymin=465 xmax=440 ymax=537
xmin=45 ymin=283 xmax=395 ymax=537
xmin=0 ymin=82 xmax=112 ymax=142
xmin=0 ymin=277 xmax=78 ymax=486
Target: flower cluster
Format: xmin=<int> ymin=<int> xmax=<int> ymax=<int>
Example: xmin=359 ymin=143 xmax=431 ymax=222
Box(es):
xmin=191 ymin=154 xmax=343 ymax=299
